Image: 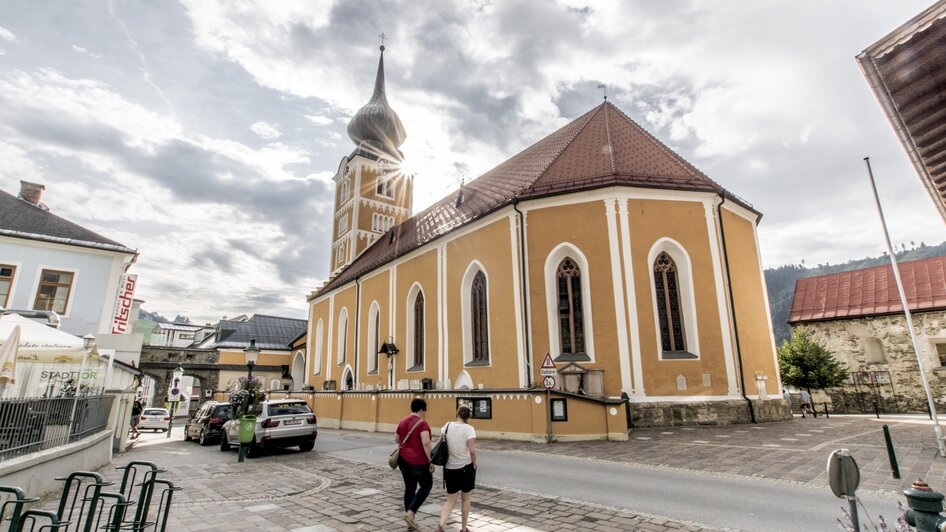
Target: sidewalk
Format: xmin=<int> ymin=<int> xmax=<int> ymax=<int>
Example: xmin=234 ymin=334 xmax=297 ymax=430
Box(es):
xmin=86 ymin=431 xmax=725 ymax=532
xmin=481 ymin=415 xmax=946 ymax=493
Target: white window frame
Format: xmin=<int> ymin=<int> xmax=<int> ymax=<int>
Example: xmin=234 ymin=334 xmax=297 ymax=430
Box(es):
xmin=313 ymin=319 xmax=324 ymax=375
xmin=291 ymin=351 xmax=306 ymax=386
xmin=0 ymin=262 xmax=19 ymax=308
xmin=405 ymin=283 xmax=426 ymax=372
xmin=376 ymin=174 xmax=395 ymax=200
xmin=30 ymin=265 xmax=79 ymax=318
xmin=336 ymin=307 xmax=349 ymax=366
xmin=367 ymin=301 xmax=381 ymax=374
xmin=543 ymin=243 xmax=595 ymax=361
xmin=647 ymin=238 xmax=700 ymax=360
xmin=460 ymin=260 xmax=492 ymax=367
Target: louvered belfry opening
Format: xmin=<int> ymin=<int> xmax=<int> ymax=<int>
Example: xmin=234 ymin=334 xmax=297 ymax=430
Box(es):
xmin=654 ymin=252 xmax=686 ymax=353
xmin=413 ymin=291 xmax=424 ymax=367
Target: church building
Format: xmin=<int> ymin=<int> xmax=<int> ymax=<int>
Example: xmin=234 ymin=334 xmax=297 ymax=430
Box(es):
xmin=303 ymin=46 xmax=789 ymax=436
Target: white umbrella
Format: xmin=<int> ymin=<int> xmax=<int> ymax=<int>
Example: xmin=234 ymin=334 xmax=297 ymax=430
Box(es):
xmin=0 ymin=313 xmax=85 ymax=363
xmin=0 ymin=324 xmax=18 ymax=397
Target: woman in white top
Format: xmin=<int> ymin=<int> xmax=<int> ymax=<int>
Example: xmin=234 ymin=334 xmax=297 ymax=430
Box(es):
xmin=436 ymin=405 xmax=477 ymax=532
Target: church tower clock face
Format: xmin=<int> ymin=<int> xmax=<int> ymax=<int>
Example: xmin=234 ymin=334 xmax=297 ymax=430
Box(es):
xmin=329 ymin=44 xmax=413 ymax=277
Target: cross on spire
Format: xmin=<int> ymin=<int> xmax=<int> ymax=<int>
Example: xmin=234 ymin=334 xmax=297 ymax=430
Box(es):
xmin=379 ymin=32 xmax=386 ymax=51
xmin=597 ymin=83 xmax=607 ymax=101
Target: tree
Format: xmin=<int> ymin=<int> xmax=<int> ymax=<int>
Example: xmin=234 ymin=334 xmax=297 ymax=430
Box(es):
xmin=778 ymin=330 xmax=848 ymax=394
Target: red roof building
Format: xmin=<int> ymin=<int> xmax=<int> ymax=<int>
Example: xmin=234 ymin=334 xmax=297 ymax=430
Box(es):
xmin=788 ymin=255 xmax=946 ymax=324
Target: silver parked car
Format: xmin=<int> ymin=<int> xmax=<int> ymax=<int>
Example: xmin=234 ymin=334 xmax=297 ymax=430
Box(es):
xmin=220 ymin=399 xmax=317 ymax=457
xmin=138 ymin=408 xmax=170 ymax=432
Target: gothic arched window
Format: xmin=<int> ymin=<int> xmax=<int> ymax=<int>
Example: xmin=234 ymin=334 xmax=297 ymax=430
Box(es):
xmin=413 ymin=291 xmax=424 ymax=368
xmin=654 ymin=252 xmax=686 ymax=352
xmin=471 ymin=271 xmax=489 ymax=362
xmin=557 ymin=257 xmax=585 ymax=355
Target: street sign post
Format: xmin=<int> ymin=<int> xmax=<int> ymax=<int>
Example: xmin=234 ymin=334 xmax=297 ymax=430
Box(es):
xmin=827 ymin=449 xmax=861 ymax=530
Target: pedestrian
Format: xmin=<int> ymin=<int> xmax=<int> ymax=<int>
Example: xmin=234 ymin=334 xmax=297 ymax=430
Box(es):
xmin=436 ymin=405 xmax=477 ymax=532
xmin=130 ymin=400 xmax=142 ymax=438
xmin=799 ymin=389 xmax=813 ymax=418
xmin=782 ymin=389 xmax=792 ymax=415
xmin=395 ymin=398 xmax=433 ymax=531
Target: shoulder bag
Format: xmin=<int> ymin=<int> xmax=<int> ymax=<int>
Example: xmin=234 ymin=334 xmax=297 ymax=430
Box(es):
xmin=389 ymin=418 xmax=424 ymax=469
xmin=430 ymin=422 xmax=451 ymax=467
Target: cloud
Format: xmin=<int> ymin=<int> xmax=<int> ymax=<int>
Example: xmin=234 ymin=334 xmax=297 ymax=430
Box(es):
xmin=0 ymin=26 xmax=15 ymax=42
xmin=250 ymin=121 xmax=281 ymax=140
xmin=71 ymin=45 xmax=103 ymax=59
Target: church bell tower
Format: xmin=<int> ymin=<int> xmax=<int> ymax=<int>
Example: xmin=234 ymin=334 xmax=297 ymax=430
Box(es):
xmin=329 ymin=45 xmax=413 ymax=277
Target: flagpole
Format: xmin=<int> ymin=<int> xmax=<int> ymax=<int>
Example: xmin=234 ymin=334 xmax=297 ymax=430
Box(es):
xmin=864 ymin=156 xmax=945 ymax=457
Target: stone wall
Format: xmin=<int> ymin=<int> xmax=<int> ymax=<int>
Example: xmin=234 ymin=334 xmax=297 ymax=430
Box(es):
xmin=629 ymin=398 xmax=790 ymax=427
xmin=795 ymin=311 xmax=946 ymax=413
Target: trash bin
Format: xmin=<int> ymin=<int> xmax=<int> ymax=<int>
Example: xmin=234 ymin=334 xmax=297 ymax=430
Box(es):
xmin=238 ymin=415 xmax=257 ymax=444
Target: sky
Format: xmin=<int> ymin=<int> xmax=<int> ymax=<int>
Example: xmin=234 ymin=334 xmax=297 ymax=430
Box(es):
xmin=0 ymin=0 xmax=943 ymax=323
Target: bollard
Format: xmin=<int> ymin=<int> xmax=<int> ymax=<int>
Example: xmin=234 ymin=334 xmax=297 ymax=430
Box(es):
xmin=823 ymin=402 xmax=830 ymax=419
xmin=882 ymin=425 xmax=901 ymax=479
xmin=927 ymin=403 xmax=933 ymax=421
xmin=874 ymin=400 xmax=880 ymax=419
xmin=903 ymin=480 xmax=946 ymax=532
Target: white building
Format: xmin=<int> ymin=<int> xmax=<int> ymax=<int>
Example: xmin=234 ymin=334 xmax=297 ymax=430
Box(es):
xmin=0 ymin=181 xmax=143 ymax=367
xmin=150 ymin=322 xmax=212 ymax=348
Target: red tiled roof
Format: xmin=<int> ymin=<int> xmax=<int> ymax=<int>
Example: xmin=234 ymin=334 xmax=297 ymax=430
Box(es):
xmin=312 ymin=102 xmax=752 ymax=300
xmin=788 ymin=255 xmax=946 ymax=324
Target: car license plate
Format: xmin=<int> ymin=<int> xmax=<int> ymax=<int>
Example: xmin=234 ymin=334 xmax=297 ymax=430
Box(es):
xmin=284 ymin=419 xmax=302 ymax=425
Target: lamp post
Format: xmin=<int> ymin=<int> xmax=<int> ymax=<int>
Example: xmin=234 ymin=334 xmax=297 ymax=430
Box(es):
xmin=66 ymin=334 xmax=97 ymax=443
xmin=379 ymin=339 xmax=399 ymax=390
xmin=166 ymin=364 xmax=183 ymax=438
xmin=238 ymin=338 xmax=261 ymax=462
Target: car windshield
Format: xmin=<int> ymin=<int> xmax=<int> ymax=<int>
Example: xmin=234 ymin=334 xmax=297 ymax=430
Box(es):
xmin=143 ymin=409 xmax=167 ymax=416
xmin=267 ymin=403 xmax=310 ymax=416
xmin=213 ymin=405 xmax=231 ymax=417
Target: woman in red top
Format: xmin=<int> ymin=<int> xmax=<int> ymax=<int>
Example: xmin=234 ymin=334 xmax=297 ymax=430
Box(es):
xmin=394 ymin=398 xmax=433 ymax=530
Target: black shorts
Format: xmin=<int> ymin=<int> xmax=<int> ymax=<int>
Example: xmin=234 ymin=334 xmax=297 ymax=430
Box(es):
xmin=443 ymin=463 xmax=476 ymax=494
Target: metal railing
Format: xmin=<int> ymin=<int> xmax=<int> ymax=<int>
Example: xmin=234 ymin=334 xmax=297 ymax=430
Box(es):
xmin=0 ymin=396 xmax=115 ymax=462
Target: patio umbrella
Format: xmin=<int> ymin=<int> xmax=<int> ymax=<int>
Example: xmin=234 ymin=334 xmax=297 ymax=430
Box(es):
xmin=0 ymin=324 xmax=18 ymax=397
xmin=0 ymin=313 xmax=85 ymax=363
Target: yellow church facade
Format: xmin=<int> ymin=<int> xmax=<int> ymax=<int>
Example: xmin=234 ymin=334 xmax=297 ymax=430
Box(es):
xmin=298 ymin=48 xmax=789 ymax=440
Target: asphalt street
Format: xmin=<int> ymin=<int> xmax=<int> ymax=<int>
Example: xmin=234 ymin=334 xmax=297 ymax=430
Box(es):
xmin=314 ymin=428 xmax=900 ymax=532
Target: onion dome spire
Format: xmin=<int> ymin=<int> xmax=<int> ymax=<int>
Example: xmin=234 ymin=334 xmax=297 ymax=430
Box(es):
xmin=347 ymin=45 xmax=407 ymax=160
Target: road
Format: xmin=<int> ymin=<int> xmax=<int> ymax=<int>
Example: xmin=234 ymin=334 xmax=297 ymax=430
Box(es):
xmin=314 ymin=428 xmax=899 ymax=532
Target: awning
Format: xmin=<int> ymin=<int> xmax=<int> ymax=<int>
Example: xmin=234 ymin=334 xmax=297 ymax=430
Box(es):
xmin=0 ymin=313 xmax=86 ymax=363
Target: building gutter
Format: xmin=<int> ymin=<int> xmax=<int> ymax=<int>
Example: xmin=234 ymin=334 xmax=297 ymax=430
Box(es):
xmin=512 ymin=199 xmax=533 ymax=387
xmin=717 ymin=195 xmax=756 ymax=423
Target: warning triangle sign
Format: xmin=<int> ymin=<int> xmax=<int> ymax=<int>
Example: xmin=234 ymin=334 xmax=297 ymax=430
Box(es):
xmin=540 ymin=353 xmax=555 ymax=370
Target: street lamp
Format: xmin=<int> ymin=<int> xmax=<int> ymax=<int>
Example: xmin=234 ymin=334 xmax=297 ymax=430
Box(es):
xmin=243 ymin=338 xmax=260 ymax=382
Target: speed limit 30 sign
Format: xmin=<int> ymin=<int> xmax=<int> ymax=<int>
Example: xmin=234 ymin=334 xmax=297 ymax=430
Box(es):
xmin=543 ymin=375 xmax=556 ymax=389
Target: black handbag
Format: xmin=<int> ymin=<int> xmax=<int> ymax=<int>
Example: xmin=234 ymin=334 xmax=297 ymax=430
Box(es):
xmin=430 ymin=422 xmax=450 ymax=466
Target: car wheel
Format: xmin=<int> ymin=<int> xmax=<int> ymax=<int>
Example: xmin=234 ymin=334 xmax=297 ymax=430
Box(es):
xmin=220 ymin=432 xmax=230 ymax=451
xmin=199 ymin=429 xmax=209 ymax=446
xmin=298 ymin=441 xmax=314 ymax=452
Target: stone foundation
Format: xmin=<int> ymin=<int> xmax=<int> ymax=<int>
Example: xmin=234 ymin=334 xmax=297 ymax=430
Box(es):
xmin=630 ymin=398 xmax=791 ymax=427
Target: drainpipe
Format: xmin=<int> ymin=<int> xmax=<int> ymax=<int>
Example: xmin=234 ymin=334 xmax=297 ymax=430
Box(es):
xmin=717 ymin=195 xmax=756 ymax=423
xmin=512 ymin=199 xmax=533 ymax=387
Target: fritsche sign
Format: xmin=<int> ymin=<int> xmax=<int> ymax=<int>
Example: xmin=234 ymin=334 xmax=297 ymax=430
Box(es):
xmin=111 ymin=274 xmax=138 ymax=334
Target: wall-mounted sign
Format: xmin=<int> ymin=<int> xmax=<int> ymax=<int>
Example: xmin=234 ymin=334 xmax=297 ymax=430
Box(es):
xmin=111 ymin=274 xmax=138 ymax=334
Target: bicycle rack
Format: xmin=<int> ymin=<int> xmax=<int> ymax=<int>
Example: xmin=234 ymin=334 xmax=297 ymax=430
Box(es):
xmin=53 ymin=471 xmax=112 ymax=532
xmin=10 ymin=509 xmax=69 ymax=532
xmin=0 ymin=486 xmax=39 ymax=531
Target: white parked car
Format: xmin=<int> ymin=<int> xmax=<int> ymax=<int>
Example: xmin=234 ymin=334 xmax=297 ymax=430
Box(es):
xmin=138 ymin=408 xmax=171 ymax=432
xmin=220 ymin=399 xmax=317 ymax=457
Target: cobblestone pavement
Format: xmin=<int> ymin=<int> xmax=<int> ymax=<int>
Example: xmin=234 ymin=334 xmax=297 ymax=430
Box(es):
xmin=480 ymin=415 xmax=946 ymax=493
xmin=75 ymin=431 xmax=727 ymax=532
